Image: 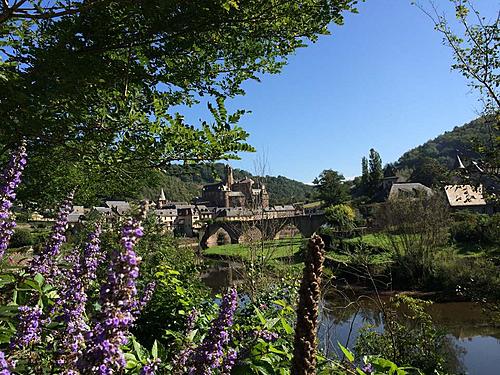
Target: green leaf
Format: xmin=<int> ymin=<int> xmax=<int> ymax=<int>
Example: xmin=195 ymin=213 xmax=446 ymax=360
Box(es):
xmin=280 ymin=318 xmax=293 ymax=335
xmin=133 ymin=338 xmax=143 ymax=360
xmin=0 ymin=274 xmax=16 ymax=287
xmin=338 ymin=342 xmax=354 ymax=362
xmin=264 ymin=317 xmax=280 ymax=330
xmin=151 ymin=340 xmax=158 ymax=359
xmin=34 ymin=273 xmax=45 ymax=286
xmin=254 ymin=307 xmax=267 ymax=325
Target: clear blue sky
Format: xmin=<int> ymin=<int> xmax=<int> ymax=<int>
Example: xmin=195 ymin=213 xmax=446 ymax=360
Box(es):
xmin=179 ymin=0 xmax=498 ymax=183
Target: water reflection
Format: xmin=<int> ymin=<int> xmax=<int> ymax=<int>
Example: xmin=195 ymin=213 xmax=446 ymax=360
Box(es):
xmin=320 ymin=290 xmax=500 ymax=374
xmin=201 ymin=264 xmax=500 ymax=374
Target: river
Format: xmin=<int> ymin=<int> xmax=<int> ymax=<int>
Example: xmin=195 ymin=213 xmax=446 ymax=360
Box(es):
xmin=202 ymin=263 xmax=500 ymax=374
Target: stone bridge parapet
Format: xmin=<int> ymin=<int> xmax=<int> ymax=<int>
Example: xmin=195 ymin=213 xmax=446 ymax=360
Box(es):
xmin=200 ymin=214 xmax=326 ymax=248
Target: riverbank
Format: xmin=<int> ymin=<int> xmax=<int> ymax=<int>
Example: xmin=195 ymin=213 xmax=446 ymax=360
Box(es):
xmin=202 ymin=234 xmax=500 ymax=303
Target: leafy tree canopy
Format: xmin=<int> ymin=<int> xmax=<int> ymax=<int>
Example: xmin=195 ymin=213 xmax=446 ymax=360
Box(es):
xmin=0 ymin=0 xmax=359 ymax=206
xmin=313 ymin=169 xmax=350 ymax=206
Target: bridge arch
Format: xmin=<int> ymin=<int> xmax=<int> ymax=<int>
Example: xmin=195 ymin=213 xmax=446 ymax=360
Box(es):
xmin=200 ymin=214 xmax=326 ymax=248
xmin=205 ymin=227 xmax=232 ymax=248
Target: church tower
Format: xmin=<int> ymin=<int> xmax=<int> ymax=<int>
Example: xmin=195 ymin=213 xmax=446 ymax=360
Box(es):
xmin=158 ymin=188 xmax=167 ymax=208
xmin=225 ymin=164 xmax=234 ymax=189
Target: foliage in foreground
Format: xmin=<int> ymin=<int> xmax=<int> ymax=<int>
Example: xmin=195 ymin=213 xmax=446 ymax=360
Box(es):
xmin=0 ymin=145 xmax=439 ymax=375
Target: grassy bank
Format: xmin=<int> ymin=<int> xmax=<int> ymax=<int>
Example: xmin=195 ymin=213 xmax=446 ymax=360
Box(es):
xmin=204 ymin=237 xmax=305 ymax=260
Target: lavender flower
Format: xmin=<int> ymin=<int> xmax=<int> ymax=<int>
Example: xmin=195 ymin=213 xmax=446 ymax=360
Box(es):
xmin=81 ymin=224 xmax=103 ymax=285
xmin=185 ymin=288 xmax=238 ymax=374
xmin=140 ymin=358 xmax=161 ymax=375
xmin=136 ymin=281 xmax=156 ymax=314
xmin=0 ymin=141 xmax=27 ymax=259
xmin=79 ymin=218 xmax=143 ymax=374
xmin=186 ymin=308 xmax=198 ymax=334
xmin=55 ymin=224 xmax=103 ymax=374
xmin=254 ymin=330 xmax=279 ymax=342
xmin=10 ymin=305 xmax=42 ymax=349
xmin=221 ymin=348 xmax=237 ymax=375
xmin=361 ymin=363 xmax=373 ymax=374
xmin=29 ymin=192 xmax=74 ymax=282
xmin=0 ymin=350 xmax=15 ymax=374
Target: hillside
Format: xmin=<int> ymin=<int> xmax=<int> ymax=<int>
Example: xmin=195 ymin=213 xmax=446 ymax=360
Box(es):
xmin=141 ymin=163 xmax=315 ymax=206
xmin=396 ymin=116 xmax=493 ymax=171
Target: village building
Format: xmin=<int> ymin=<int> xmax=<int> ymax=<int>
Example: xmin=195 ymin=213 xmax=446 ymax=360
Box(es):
xmin=155 ymin=208 xmax=178 ymax=231
xmin=214 ymin=207 xmax=257 ymax=221
xmin=444 ymin=184 xmax=490 ymax=213
xmin=388 ymin=183 xmax=434 ymax=200
xmin=263 ymin=205 xmax=297 ymax=219
xmin=105 ymin=200 xmax=131 ymax=215
xmin=200 ymin=165 xmax=269 ymax=209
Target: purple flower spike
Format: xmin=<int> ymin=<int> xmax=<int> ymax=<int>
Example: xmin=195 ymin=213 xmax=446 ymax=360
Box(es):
xmin=140 ymin=358 xmax=161 ymax=375
xmin=29 ymin=192 xmax=74 ymax=282
xmin=81 ymin=224 xmax=103 ymax=285
xmin=79 ymin=218 xmax=143 ymax=374
xmin=254 ymin=330 xmax=279 ymax=342
xmin=0 ymin=141 xmax=27 ymax=259
xmin=136 ymin=281 xmax=156 ymax=315
xmin=10 ymin=305 xmax=42 ymax=349
xmin=55 ymin=224 xmax=102 ymax=373
xmin=186 ymin=308 xmax=198 ymax=334
xmin=221 ymin=348 xmax=237 ymax=374
xmin=0 ymin=350 xmax=15 ymax=374
xmin=184 ymin=288 xmax=238 ymax=374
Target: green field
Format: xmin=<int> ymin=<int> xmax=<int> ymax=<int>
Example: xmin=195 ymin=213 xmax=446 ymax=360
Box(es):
xmin=203 ymin=237 xmax=305 ymax=262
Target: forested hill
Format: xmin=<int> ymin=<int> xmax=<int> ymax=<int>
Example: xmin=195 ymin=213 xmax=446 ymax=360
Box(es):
xmin=141 ymin=163 xmax=315 ymax=206
xmin=396 ymin=116 xmax=493 ymax=170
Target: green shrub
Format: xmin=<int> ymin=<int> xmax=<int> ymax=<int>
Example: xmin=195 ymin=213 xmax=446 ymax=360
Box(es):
xmin=355 ymin=296 xmax=449 ymax=374
xmin=9 ymin=228 xmax=33 ymax=248
xmin=132 ymin=216 xmax=210 ymax=353
xmin=325 ymin=204 xmax=356 ymax=231
xmin=484 ymin=213 xmax=500 ymax=244
xmin=450 ymin=211 xmax=485 ymax=243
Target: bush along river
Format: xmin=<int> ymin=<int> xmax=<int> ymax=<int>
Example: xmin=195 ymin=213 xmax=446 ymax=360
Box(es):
xmin=202 ymin=262 xmax=500 ymax=374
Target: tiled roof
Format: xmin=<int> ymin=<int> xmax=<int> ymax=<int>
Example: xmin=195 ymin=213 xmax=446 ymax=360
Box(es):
xmin=444 ymin=185 xmax=487 ymax=207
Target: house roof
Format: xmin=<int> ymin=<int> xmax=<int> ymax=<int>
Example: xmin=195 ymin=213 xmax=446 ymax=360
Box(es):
xmin=237 ymin=177 xmax=254 ymax=184
xmin=105 ymin=200 xmax=129 ymax=207
xmin=67 ymin=213 xmax=83 ymax=223
xmin=163 ymin=202 xmax=189 ymax=208
xmin=388 ymin=183 xmax=433 ymax=200
xmin=217 ymin=207 xmax=254 ymax=217
xmin=176 ymin=204 xmax=195 ymax=210
xmin=105 ymin=201 xmax=131 ymax=214
xmin=72 ymin=206 xmax=85 ymax=214
xmin=202 ymin=182 xmax=226 ymax=191
xmin=93 ymin=206 xmax=113 ymax=214
xmin=444 ymin=185 xmax=487 ymax=207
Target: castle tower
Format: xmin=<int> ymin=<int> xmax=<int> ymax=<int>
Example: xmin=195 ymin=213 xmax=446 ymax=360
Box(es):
xmin=225 ymin=164 xmax=234 ymax=189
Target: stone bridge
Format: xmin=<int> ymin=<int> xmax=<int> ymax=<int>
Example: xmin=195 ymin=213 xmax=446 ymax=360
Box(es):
xmin=200 ymin=214 xmax=326 ymax=248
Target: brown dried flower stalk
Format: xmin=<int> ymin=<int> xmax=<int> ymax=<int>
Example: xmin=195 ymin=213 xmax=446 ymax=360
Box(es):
xmin=292 ymin=234 xmax=325 ymax=375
